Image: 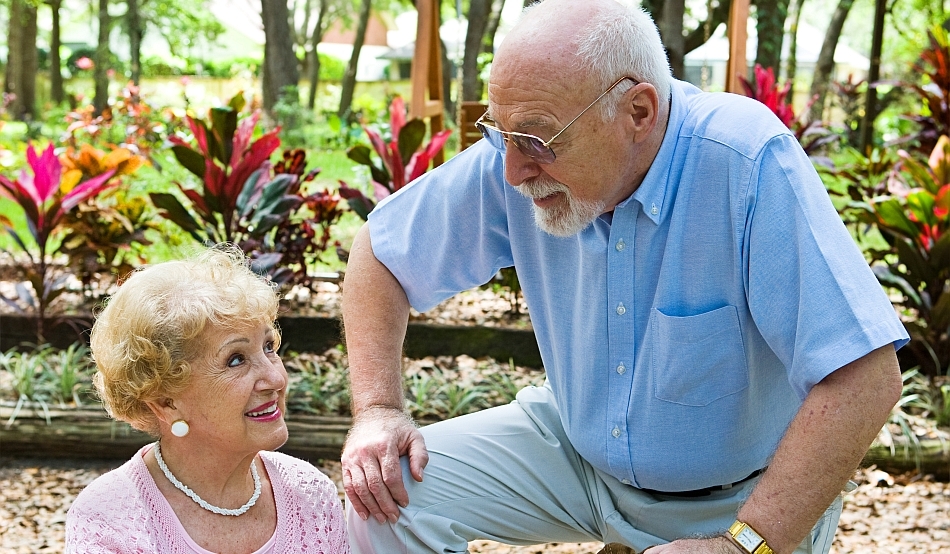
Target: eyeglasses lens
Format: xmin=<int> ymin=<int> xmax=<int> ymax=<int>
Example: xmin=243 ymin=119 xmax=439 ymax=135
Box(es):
xmin=510 ymin=135 xmax=554 ymax=164
xmin=476 ymin=119 xmax=555 ymax=164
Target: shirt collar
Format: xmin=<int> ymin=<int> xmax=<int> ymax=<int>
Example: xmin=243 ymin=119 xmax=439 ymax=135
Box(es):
xmin=615 ymin=79 xmax=695 ymax=224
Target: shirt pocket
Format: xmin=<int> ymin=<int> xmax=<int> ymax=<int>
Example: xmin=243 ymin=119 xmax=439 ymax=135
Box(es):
xmin=651 ymin=305 xmax=749 ymax=406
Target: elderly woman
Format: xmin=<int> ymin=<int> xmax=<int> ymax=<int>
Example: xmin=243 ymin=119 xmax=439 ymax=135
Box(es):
xmin=66 ymin=246 xmax=349 ymax=553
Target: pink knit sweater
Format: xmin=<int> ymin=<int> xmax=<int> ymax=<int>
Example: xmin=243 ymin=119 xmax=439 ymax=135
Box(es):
xmin=66 ymin=445 xmax=349 ymax=553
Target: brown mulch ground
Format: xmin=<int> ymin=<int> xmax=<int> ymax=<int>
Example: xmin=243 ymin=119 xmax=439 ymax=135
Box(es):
xmin=1 ymin=459 xmax=948 ymax=553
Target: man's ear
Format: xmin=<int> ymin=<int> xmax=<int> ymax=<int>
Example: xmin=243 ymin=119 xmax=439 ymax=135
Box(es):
xmin=145 ymin=397 xmax=180 ymax=428
xmin=621 ymin=82 xmax=660 ymax=143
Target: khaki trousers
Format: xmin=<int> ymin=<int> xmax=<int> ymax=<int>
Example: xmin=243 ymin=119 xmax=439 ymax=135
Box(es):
xmin=347 ymin=385 xmax=843 ymax=554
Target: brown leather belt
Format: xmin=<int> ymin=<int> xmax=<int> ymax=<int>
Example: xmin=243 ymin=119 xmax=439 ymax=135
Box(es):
xmin=638 ymin=468 xmax=767 ymax=498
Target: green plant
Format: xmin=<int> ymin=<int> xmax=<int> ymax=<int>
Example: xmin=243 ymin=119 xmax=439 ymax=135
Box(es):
xmin=0 ymin=344 xmax=53 ymax=426
xmin=858 ymin=135 xmax=950 ymax=376
xmin=0 ymin=143 xmax=117 ymax=342
xmin=285 ymin=354 xmax=351 ymax=416
xmin=439 ymin=381 xmax=489 ymax=418
xmin=338 ymin=96 xmax=452 ymax=219
xmin=47 ymin=343 xmax=95 ymax=406
xmin=405 ymin=373 xmax=442 ymax=420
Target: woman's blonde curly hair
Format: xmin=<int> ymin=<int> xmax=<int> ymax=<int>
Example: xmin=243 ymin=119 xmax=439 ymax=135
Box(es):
xmin=90 ymin=245 xmax=281 ymax=435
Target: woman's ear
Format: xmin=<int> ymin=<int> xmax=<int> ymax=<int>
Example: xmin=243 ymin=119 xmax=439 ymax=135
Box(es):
xmin=145 ymin=397 xmax=180 ymax=428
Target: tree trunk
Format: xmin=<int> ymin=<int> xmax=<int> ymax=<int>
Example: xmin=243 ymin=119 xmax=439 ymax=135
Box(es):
xmin=684 ymin=0 xmax=731 ymax=55
xmin=640 ymin=0 xmax=658 ymax=18
xmin=754 ymin=0 xmax=790 ymax=76
xmin=860 ymin=0 xmax=886 ymax=152
xmin=441 ymin=37 xmax=456 ymax=123
xmin=261 ymin=0 xmax=301 ymax=114
xmin=807 ymin=0 xmax=855 ymax=123
xmin=5 ymin=0 xmax=38 ymax=121
xmin=784 ymin=0 xmax=804 ymax=94
xmin=127 ymin=0 xmax=143 ymax=85
xmin=93 ymin=0 xmax=110 ymax=115
xmin=307 ymin=0 xmax=330 ymax=110
xmin=337 ymin=0 xmax=372 ymax=121
xmin=462 ymin=0 xmax=491 ymax=102
xmin=482 ymin=0 xmax=506 ymax=56
xmin=659 ymin=0 xmax=686 ymax=79
xmin=49 ymin=0 xmax=64 ymax=104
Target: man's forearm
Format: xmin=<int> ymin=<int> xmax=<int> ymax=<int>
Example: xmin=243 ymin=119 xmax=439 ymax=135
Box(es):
xmin=736 ymin=345 xmax=901 ymax=554
xmin=342 ymin=223 xmax=412 ymax=417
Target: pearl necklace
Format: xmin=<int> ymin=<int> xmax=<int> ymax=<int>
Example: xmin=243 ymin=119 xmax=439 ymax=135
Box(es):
xmin=153 ymin=442 xmax=261 ymax=516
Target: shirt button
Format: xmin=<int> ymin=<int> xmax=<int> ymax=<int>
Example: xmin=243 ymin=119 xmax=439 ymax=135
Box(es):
xmin=617 ymin=363 xmax=626 ymax=375
xmin=651 ymin=203 xmax=659 ymax=215
xmin=616 ymin=303 xmax=626 ymax=315
xmin=615 ymin=239 xmax=625 ymax=251
xmin=621 ymin=479 xmax=631 ymax=485
xmin=612 ymin=427 xmax=621 ymax=438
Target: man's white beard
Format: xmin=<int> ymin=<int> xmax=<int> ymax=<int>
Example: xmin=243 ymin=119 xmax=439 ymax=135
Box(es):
xmin=517 ymin=177 xmax=606 ymax=237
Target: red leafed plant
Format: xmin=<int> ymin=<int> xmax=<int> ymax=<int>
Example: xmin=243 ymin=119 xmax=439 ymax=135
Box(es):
xmin=338 ymin=96 xmax=452 ymax=219
xmin=150 ymin=97 xmax=344 ymax=286
xmin=0 ymin=143 xmax=117 ymax=341
xmin=739 ymin=64 xmax=834 ymax=156
xmin=739 ymin=64 xmax=796 ymax=128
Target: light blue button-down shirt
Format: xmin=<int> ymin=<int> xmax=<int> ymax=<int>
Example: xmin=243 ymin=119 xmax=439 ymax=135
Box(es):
xmin=369 ymin=80 xmax=908 ymax=492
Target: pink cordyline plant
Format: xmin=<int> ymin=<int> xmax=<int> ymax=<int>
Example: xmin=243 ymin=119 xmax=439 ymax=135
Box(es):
xmin=338 ymin=96 xmax=452 ymax=219
xmin=0 ymin=143 xmax=116 ymax=340
xmin=739 ymin=64 xmax=796 ymax=128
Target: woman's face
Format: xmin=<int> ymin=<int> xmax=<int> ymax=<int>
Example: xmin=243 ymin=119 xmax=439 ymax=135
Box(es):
xmin=169 ymin=320 xmax=289 ymax=456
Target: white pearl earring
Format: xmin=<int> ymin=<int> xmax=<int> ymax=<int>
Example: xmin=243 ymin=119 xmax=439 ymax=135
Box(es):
xmin=170 ymin=420 xmax=190 ymax=437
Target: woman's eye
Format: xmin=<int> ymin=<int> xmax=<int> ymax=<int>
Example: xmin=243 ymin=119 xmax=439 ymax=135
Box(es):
xmin=264 ymin=341 xmax=276 ymax=354
xmin=227 ymin=354 xmax=245 ymax=368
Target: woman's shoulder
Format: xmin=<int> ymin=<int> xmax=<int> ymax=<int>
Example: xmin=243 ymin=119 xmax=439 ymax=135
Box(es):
xmin=260 ymin=450 xmax=337 ymax=492
xmin=69 ymin=454 xmax=147 ymax=514
xmin=263 ymin=451 xmax=349 ymax=552
xmin=66 ymin=448 xmax=162 ymax=552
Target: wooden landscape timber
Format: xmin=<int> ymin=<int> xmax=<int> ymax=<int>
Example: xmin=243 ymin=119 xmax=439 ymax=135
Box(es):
xmin=2 ymin=402 xmax=948 ymax=479
xmin=0 ymin=313 xmax=544 ymax=368
xmin=0 ymin=403 xmax=351 ymax=463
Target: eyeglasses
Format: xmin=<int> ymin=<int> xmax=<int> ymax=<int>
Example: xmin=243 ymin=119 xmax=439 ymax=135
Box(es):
xmin=475 ymin=76 xmax=638 ymax=164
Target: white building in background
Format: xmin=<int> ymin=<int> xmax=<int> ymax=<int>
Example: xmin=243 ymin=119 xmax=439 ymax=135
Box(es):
xmin=684 ymin=20 xmax=870 ymax=93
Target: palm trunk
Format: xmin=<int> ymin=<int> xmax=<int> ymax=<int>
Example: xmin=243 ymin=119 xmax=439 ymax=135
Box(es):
xmin=307 ymin=0 xmax=330 ymax=109
xmin=807 ymin=0 xmax=855 ymax=123
xmin=93 ymin=0 xmax=110 ymax=115
xmin=50 ymin=0 xmax=64 ymax=104
xmin=337 ymin=0 xmax=372 ymax=121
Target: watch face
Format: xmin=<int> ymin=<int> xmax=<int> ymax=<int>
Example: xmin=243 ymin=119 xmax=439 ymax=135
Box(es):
xmin=736 ymin=526 xmax=764 ymax=550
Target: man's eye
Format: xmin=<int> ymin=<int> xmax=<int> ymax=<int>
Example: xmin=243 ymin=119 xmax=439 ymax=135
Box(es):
xmin=228 ymin=354 xmax=245 ymax=368
xmin=264 ymin=341 xmax=276 ymax=354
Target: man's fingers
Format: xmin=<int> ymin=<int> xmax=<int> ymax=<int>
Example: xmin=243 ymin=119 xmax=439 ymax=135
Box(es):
xmin=343 ymin=464 xmax=387 ymax=522
xmin=343 ymin=467 xmax=371 ymax=521
xmin=407 ymin=435 xmax=429 ymax=482
xmin=360 ymin=456 xmax=400 ymax=523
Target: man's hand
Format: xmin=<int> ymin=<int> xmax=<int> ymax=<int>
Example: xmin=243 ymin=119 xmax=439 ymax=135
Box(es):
xmin=342 ymin=407 xmax=429 ymax=524
xmin=644 ymin=536 xmax=742 ymax=553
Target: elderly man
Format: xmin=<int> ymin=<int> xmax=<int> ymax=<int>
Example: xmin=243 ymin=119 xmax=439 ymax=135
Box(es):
xmin=340 ymin=0 xmax=908 ymax=553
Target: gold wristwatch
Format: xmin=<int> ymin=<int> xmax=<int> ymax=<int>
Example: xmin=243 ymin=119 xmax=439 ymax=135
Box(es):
xmin=726 ymin=520 xmax=774 ymax=554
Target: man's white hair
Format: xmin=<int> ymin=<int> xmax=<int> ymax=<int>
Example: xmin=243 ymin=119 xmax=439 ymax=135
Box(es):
xmin=572 ymin=0 xmax=673 ymax=120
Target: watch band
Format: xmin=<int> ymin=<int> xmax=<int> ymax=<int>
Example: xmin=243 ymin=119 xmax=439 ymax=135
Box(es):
xmin=726 ymin=520 xmax=775 ymax=554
